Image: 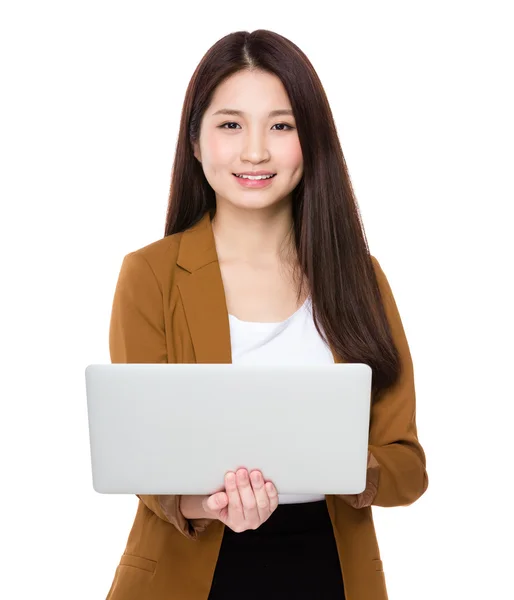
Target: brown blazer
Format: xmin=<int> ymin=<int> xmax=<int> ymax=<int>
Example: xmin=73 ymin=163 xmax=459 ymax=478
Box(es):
xmin=106 ymin=211 xmax=428 ymax=600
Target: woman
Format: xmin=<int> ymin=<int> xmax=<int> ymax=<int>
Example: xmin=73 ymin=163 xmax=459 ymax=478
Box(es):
xmin=107 ymin=29 xmax=428 ymax=600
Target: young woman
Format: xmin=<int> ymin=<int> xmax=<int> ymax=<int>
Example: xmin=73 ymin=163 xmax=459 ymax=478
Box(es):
xmin=107 ymin=29 xmax=428 ymax=600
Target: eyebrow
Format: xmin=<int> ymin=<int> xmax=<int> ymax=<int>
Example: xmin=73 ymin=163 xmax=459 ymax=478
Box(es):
xmin=211 ymin=108 xmax=294 ymax=118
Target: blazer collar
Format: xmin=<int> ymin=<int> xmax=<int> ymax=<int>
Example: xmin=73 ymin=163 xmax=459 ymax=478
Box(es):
xmin=176 ymin=211 xmax=341 ymax=364
xmin=176 ymin=212 xmax=218 ymax=274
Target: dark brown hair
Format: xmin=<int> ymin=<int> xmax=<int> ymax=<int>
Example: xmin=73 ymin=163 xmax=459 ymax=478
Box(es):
xmin=164 ymin=29 xmax=400 ymax=400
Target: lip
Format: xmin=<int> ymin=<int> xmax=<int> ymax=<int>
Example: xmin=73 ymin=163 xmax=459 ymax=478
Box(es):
xmin=233 ymin=173 xmax=276 ymax=188
xmin=234 ymin=170 xmax=275 ymax=176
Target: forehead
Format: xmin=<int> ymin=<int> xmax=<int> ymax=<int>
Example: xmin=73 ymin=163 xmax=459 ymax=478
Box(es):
xmin=209 ymin=70 xmax=292 ymax=114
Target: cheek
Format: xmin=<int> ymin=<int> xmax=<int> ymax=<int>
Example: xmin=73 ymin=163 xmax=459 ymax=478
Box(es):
xmin=204 ymin=134 xmax=235 ymax=166
xmin=283 ymin=139 xmax=303 ymax=171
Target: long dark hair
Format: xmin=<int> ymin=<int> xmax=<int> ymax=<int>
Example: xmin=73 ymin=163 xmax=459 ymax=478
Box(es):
xmin=164 ymin=29 xmax=401 ymax=400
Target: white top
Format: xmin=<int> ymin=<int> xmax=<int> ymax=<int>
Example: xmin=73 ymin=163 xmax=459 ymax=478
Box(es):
xmin=228 ymin=296 xmax=335 ymax=504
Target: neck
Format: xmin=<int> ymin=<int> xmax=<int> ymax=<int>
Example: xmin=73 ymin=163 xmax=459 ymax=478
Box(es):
xmin=211 ymin=200 xmax=296 ymax=266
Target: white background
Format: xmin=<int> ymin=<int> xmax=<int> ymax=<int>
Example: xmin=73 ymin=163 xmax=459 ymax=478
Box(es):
xmin=1 ymin=1 xmax=513 ymax=598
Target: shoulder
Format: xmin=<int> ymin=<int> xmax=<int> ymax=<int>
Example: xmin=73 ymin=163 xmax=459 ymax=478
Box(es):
xmin=369 ymin=254 xmax=386 ymax=284
xmin=369 ymin=254 xmax=379 ymax=270
xmin=127 ymin=232 xmax=182 ymax=263
xmin=119 ymin=232 xmax=184 ymax=286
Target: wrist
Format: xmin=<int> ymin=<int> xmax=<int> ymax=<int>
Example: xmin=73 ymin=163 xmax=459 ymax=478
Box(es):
xmin=180 ymin=494 xmax=212 ymax=519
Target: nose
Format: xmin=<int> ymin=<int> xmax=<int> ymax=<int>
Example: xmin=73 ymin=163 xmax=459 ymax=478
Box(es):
xmin=240 ymin=128 xmax=270 ymax=164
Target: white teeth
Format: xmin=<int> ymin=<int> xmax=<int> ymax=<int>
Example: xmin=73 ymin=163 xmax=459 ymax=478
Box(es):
xmin=235 ymin=174 xmax=275 ymax=180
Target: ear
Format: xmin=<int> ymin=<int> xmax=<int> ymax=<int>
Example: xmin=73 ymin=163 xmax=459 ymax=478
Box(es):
xmin=192 ymin=141 xmax=202 ymax=163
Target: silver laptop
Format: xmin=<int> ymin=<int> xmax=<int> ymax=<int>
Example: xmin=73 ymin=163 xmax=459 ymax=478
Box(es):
xmin=85 ymin=363 xmax=372 ymax=495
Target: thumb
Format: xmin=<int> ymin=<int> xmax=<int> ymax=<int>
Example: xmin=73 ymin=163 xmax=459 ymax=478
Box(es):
xmin=208 ymin=492 xmax=228 ymax=511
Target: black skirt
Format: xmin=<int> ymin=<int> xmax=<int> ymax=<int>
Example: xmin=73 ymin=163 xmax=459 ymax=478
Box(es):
xmin=207 ymin=500 xmax=346 ymax=599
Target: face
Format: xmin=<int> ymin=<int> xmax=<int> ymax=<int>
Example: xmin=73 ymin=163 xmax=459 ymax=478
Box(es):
xmin=192 ymin=69 xmax=303 ymax=212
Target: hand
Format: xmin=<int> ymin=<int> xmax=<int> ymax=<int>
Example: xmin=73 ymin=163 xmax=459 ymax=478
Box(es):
xmin=338 ymin=450 xmax=380 ymax=509
xmin=202 ymin=468 xmax=279 ymax=533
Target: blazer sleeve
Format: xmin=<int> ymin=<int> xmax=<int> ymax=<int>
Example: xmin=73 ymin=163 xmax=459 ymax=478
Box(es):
xmin=367 ymin=256 xmax=429 ymax=507
xmin=109 ymin=251 xmax=213 ymax=540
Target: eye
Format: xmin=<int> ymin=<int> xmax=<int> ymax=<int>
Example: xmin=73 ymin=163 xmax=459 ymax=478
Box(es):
xmin=218 ymin=122 xmax=295 ymax=131
xmin=272 ymin=123 xmax=294 ymax=131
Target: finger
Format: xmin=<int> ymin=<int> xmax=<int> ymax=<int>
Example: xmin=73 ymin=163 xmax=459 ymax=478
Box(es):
xmin=206 ymin=491 xmax=228 ymax=512
xmin=265 ymin=480 xmax=279 ymax=512
xmin=250 ymin=470 xmax=271 ymax=521
xmin=224 ymin=471 xmax=244 ymax=520
xmin=236 ymin=468 xmax=258 ymax=524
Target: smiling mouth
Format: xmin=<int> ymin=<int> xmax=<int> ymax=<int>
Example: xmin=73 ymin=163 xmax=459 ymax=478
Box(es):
xmin=233 ymin=173 xmax=277 ymax=180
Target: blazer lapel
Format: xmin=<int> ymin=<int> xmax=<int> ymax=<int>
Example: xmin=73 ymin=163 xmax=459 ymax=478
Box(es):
xmin=176 ymin=212 xmax=233 ymax=364
xmin=176 ymin=210 xmax=342 ymax=365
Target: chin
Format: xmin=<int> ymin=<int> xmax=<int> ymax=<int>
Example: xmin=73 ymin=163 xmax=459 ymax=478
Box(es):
xmin=226 ymin=197 xmax=285 ymax=212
